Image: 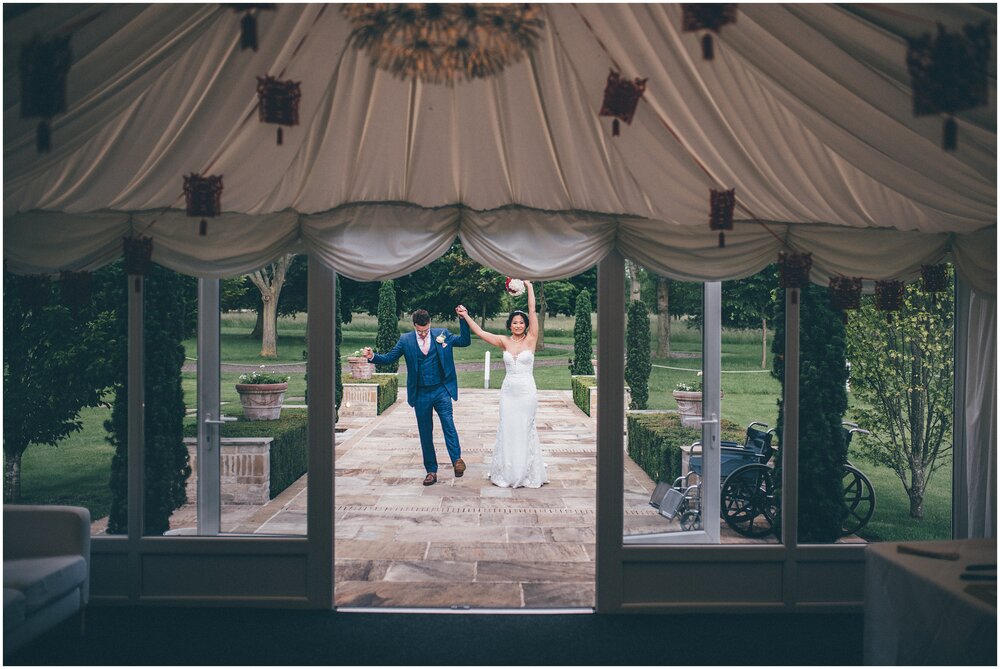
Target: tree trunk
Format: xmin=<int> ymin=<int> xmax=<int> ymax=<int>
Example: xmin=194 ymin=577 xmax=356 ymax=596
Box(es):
xmin=627 ymin=260 xmax=642 ymax=303
xmin=247 ymin=254 xmax=293 ymax=358
xmin=4 ymin=450 xmax=22 ymax=502
xmin=761 ymin=316 xmax=768 ymax=368
xmin=480 ymin=300 xmax=486 ymax=329
xmin=909 ymin=492 xmax=924 ymax=519
xmin=536 ymin=281 xmax=546 ymax=351
xmin=656 ymin=276 xmax=670 ymax=357
xmin=250 ymin=307 xmax=263 ymax=338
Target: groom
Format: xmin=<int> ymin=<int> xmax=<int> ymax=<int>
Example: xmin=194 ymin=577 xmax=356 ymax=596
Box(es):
xmin=364 ymin=308 xmax=471 ymax=486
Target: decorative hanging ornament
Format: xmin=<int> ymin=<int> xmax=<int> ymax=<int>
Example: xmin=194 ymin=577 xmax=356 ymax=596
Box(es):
xmin=22 ymin=275 xmax=52 ymax=311
xmin=229 ymin=4 xmax=276 ymax=52
xmin=828 ymin=276 xmax=863 ymax=323
xmin=681 ymin=4 xmax=738 ymax=60
xmin=183 ymin=173 xmax=223 ymax=236
xmin=874 ymin=280 xmax=906 ymax=321
xmin=59 ymin=270 xmax=92 ymax=313
xmin=778 ymin=251 xmax=812 ymax=304
xmin=599 ymin=70 xmax=647 ymax=136
xmin=257 ymin=75 xmax=301 ymax=145
xmin=341 ymin=4 xmax=545 ymax=85
xmin=123 ymin=235 xmax=154 ymax=275
xmin=920 ymin=264 xmax=949 ymax=293
xmin=906 ymin=21 xmax=992 ymax=151
xmin=709 ymin=188 xmax=735 ymax=248
xmin=19 ymin=34 xmax=72 ymax=153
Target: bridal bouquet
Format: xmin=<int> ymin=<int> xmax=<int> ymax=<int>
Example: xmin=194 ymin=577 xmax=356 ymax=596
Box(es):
xmin=504 ymin=277 xmax=525 ymax=296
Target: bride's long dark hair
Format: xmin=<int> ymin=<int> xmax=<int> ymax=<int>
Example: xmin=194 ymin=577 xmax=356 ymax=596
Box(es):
xmin=506 ymin=310 xmax=530 ymax=333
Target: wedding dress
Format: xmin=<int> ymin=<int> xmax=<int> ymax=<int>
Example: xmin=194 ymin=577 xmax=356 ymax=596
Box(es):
xmin=488 ymin=350 xmax=548 ymax=488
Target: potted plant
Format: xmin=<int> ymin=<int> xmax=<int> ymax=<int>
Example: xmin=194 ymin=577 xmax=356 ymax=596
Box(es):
xmin=346 ymin=350 xmax=374 ymax=380
xmin=235 ymin=366 xmax=290 ymax=420
xmin=672 ymin=376 xmax=704 ymax=428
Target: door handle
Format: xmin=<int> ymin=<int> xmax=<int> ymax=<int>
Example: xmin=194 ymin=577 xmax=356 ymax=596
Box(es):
xmin=204 ymin=416 xmax=237 ymax=425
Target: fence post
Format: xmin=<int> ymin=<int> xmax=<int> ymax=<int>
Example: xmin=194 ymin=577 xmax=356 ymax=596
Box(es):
xmin=484 ymin=350 xmax=491 ymax=388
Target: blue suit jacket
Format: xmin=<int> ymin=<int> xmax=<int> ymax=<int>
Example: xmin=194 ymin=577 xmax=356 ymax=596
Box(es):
xmin=370 ymin=320 xmax=471 ymax=407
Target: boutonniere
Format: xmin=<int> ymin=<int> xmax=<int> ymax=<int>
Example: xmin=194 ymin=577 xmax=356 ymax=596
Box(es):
xmin=436 ymin=333 xmax=447 ymax=348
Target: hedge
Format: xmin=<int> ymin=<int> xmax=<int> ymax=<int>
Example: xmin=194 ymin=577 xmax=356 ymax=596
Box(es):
xmin=184 ymin=409 xmax=307 ymax=500
xmin=627 ymin=412 xmax=744 ymax=484
xmin=371 ymin=373 xmax=399 ymax=414
xmin=571 ymin=375 xmax=596 ymax=415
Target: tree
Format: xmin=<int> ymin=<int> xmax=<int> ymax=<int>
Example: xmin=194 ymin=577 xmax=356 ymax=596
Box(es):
xmin=626 ymin=259 xmax=643 ymax=303
xmin=3 ymin=272 xmax=118 ymax=502
xmin=723 ymin=265 xmax=779 ymax=368
xmin=106 ymin=264 xmax=192 ymax=535
xmin=655 ymin=275 xmax=670 ymax=358
xmin=772 ymin=283 xmax=849 ymax=543
xmin=246 ymin=253 xmax=295 ymax=357
xmin=625 ymin=299 xmax=652 ymax=409
xmin=443 ymin=244 xmax=505 ymax=326
xmin=535 ymin=281 xmax=546 ymax=350
xmin=571 ymin=289 xmax=594 ymax=375
xmin=375 ymin=280 xmax=399 ymax=373
xmin=846 ymin=273 xmax=953 ymax=519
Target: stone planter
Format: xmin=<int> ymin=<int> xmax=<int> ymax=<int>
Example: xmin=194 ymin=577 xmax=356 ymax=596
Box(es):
xmin=235 ymin=382 xmax=288 ymax=420
xmin=347 ymin=356 xmax=374 ymax=380
xmin=672 ymin=390 xmax=703 ymax=428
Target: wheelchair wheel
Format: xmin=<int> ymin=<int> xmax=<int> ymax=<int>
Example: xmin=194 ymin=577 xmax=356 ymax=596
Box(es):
xmin=721 ymin=464 xmax=777 ymax=538
xmin=841 ymin=464 xmax=876 ymax=537
xmin=680 ymin=510 xmax=702 ymax=531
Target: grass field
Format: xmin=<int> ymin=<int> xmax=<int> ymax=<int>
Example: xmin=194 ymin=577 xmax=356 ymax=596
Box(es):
xmin=18 ymin=310 xmax=952 ymax=541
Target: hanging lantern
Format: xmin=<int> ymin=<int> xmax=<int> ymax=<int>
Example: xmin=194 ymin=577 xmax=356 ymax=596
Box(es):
xmin=123 ymin=235 xmax=154 ymax=275
xmin=183 ymin=173 xmax=223 ymax=236
xmin=906 ymin=21 xmax=991 ymax=151
xmin=875 ymin=280 xmax=906 ymax=319
xmin=829 ymin=276 xmax=863 ymax=323
xmin=920 ymin=264 xmax=949 ymax=293
xmin=59 ymin=270 xmax=92 ymax=313
xmin=778 ymin=251 xmax=812 ymax=304
xmin=230 ymin=4 xmax=276 ymax=52
xmin=681 ymin=4 xmax=738 ymax=60
xmin=709 ymin=188 xmax=735 ymax=248
xmin=599 ymin=70 xmax=647 ymax=136
xmin=22 ymin=275 xmax=52 ymax=311
xmin=19 ymin=34 xmax=72 ymax=153
xmin=257 ymin=75 xmax=301 ymax=145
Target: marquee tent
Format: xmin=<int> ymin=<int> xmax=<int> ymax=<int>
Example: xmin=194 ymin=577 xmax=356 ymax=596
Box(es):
xmin=3 ymin=3 xmax=996 ymax=536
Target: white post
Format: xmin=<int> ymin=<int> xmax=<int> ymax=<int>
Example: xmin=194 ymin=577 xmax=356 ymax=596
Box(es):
xmin=484 ymin=350 xmax=491 ymax=388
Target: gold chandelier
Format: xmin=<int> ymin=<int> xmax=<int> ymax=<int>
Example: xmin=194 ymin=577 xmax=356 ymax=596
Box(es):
xmin=341 ymin=4 xmax=545 ymax=85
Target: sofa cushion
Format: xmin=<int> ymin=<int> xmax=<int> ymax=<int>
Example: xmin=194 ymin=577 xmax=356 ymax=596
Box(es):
xmin=4 ymin=556 xmax=86 ymax=613
xmin=4 ymin=587 xmax=26 ymax=629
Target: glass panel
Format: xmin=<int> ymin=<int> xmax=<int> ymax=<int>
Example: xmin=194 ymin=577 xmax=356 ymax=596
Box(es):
xmin=4 ymin=265 xmax=127 ymax=536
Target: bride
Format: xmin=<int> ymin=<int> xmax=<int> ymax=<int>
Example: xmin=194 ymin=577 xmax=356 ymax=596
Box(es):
xmin=456 ymin=281 xmax=548 ymax=488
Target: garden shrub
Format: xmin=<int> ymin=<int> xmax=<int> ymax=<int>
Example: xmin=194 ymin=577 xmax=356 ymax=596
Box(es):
xmin=185 ymin=409 xmax=307 ymax=499
xmin=571 ymin=289 xmax=594 ymax=375
xmin=627 ymin=412 xmax=743 ymax=484
xmin=372 ymin=373 xmax=399 ymax=414
xmin=374 ymin=280 xmax=399 ymax=373
xmin=625 ymin=300 xmax=651 ymax=409
xmin=571 ymin=375 xmax=596 ymax=415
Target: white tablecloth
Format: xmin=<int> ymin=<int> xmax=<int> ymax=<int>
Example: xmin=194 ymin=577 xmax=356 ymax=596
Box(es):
xmin=863 ymin=538 xmax=997 ymax=665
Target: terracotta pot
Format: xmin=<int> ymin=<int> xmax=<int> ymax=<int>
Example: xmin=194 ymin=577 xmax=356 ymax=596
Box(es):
xmin=347 ymin=356 xmax=374 ymax=380
xmin=672 ymin=390 xmax=703 ymax=428
xmin=235 ymin=382 xmax=288 ymax=420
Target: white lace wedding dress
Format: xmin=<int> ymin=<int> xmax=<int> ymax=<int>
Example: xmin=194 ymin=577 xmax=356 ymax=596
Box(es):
xmin=488 ymin=350 xmax=548 ymax=488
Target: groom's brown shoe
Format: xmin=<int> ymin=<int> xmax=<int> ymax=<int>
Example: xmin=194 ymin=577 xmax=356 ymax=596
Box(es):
xmin=453 ymin=458 xmax=466 ymax=477
xmin=423 ymin=472 xmax=437 ymax=486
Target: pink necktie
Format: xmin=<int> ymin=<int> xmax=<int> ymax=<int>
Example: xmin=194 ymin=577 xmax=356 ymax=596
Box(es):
xmin=419 ymin=333 xmax=429 ymax=354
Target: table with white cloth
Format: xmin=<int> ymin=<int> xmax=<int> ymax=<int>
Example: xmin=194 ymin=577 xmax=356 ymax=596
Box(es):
xmin=863 ymin=538 xmax=996 ymax=665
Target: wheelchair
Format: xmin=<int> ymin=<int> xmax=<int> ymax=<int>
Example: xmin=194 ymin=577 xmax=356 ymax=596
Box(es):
xmin=649 ymin=421 xmax=876 ymax=539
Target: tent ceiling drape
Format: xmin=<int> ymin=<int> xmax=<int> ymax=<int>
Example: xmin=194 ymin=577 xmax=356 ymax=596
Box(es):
xmin=3 ymin=4 xmax=996 ymax=292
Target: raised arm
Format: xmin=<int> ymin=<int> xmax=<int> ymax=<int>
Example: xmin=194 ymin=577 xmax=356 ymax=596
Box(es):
xmin=456 ymin=305 xmax=504 ymax=348
xmin=526 ymin=281 xmax=540 ymax=341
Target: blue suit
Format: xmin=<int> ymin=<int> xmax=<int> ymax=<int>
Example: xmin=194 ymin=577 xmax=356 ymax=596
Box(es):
xmin=370 ymin=320 xmax=471 ymax=473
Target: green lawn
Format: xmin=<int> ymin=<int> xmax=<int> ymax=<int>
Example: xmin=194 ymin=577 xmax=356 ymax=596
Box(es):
xmin=16 ymin=311 xmax=953 ymax=541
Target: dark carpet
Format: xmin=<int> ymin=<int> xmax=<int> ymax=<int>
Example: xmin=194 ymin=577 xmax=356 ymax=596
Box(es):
xmin=7 ymin=606 xmax=864 ymax=666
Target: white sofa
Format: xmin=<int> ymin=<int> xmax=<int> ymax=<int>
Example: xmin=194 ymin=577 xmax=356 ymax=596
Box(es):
xmin=3 ymin=505 xmax=90 ymax=656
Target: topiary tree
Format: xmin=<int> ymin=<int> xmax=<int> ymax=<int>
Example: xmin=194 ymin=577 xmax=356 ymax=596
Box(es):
xmin=107 ymin=264 xmax=192 ymax=536
xmin=571 ymin=289 xmax=594 ymax=375
xmin=772 ymin=283 xmax=849 ymax=543
xmin=374 ymin=280 xmax=399 ymax=373
xmin=625 ymin=299 xmax=651 ymax=409
xmin=336 ymin=277 xmax=344 ymax=412
xmin=846 ymin=271 xmax=953 ymax=519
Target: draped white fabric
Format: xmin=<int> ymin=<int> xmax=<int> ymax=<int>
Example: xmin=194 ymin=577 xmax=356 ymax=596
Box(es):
xmin=3 ymin=4 xmax=995 ymax=293
xmin=963 ymin=289 xmax=998 ymax=539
